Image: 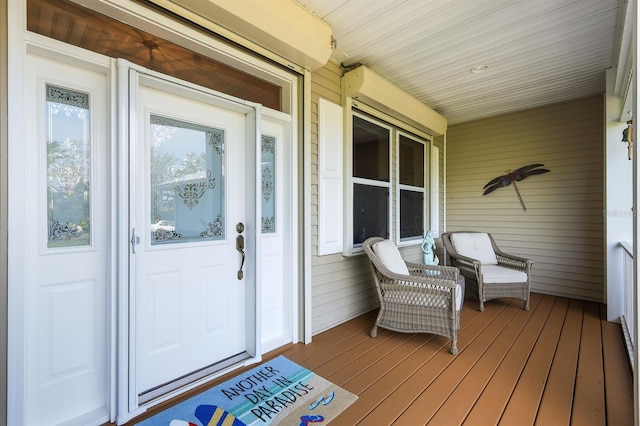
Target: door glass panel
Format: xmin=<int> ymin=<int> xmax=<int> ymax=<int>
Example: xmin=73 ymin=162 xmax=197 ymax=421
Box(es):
xmin=150 ymin=115 xmax=225 ymax=244
xmin=46 ymin=84 xmax=91 ymax=248
xmin=261 ymin=135 xmax=276 ymax=233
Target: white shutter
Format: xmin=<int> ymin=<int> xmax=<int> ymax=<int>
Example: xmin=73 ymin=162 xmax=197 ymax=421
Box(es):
xmin=317 ymin=98 xmax=344 ymax=255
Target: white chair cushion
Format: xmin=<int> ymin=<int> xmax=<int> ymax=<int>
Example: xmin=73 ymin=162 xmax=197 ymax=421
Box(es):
xmin=450 ymin=233 xmax=498 ymax=265
xmin=383 ymin=283 xmax=463 ymax=310
xmin=481 ymin=264 xmax=528 ymax=283
xmin=373 ymin=239 xmax=410 ymax=275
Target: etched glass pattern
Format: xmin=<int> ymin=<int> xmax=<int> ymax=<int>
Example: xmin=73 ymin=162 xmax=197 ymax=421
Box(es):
xmin=150 ymin=115 xmax=225 ymax=244
xmin=261 ymin=135 xmax=276 ymax=233
xmin=46 ymin=85 xmax=91 ymax=248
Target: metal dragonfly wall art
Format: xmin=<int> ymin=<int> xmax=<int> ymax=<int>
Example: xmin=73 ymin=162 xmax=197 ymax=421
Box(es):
xmin=482 ymin=163 xmax=550 ymax=211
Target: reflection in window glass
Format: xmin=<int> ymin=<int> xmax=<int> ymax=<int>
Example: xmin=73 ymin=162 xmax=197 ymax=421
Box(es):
xmin=150 ymin=115 xmax=225 ymax=244
xmin=46 ymin=85 xmax=91 ymax=248
xmin=353 ymin=184 xmax=389 ymax=245
xmin=400 ymin=190 xmax=424 ymax=239
xmin=261 ymin=135 xmax=276 ymax=233
xmin=353 ymin=115 xmax=390 ymax=181
xmin=352 ymin=114 xmax=391 ymax=247
xmin=399 ymin=135 xmax=424 ymax=187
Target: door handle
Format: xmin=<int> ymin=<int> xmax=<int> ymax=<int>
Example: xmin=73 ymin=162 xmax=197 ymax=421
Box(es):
xmin=130 ymin=228 xmax=140 ymax=253
xmin=236 ymin=233 xmax=245 ymax=280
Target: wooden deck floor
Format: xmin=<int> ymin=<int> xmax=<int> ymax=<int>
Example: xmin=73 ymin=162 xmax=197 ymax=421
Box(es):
xmin=127 ymin=293 xmax=634 ymax=425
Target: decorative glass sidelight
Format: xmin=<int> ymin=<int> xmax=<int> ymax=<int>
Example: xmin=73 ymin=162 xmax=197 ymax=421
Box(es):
xmin=46 ymin=85 xmax=92 ymax=248
xmin=150 ymin=115 xmax=225 ymax=244
xmin=261 ymin=135 xmax=276 ymax=233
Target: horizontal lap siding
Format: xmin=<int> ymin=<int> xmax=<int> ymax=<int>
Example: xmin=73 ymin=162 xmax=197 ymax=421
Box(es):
xmin=446 ymin=96 xmax=604 ymax=301
xmin=311 ymin=62 xmax=379 ymax=334
xmin=310 ymin=63 xmax=447 ymax=334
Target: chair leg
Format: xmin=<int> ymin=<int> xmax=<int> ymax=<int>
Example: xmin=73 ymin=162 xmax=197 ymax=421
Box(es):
xmin=370 ymin=325 xmax=378 ymax=338
xmin=524 ymin=297 xmax=530 ymax=311
xmin=450 ymin=338 xmax=458 ymax=355
xmin=479 ymin=299 xmax=485 ymax=312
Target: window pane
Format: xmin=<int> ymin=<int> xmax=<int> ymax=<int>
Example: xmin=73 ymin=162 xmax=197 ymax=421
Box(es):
xmin=46 ymin=85 xmax=91 ymax=248
xmin=399 ymin=135 xmax=424 ymax=187
xmin=353 ymin=184 xmax=389 ymax=245
xmin=400 ymin=190 xmax=424 ymax=240
xmin=353 ymin=115 xmax=389 ymax=181
xmin=261 ymin=134 xmax=276 ymax=233
xmin=150 ymin=115 xmax=225 ymax=244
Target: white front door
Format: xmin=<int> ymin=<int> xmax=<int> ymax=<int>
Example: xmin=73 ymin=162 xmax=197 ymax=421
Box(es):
xmin=130 ymin=70 xmax=257 ymax=401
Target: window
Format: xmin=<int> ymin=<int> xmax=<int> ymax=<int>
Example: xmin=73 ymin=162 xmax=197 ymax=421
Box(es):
xmin=46 ymin=85 xmax=92 ymax=248
xmin=398 ymin=132 xmax=426 ymax=242
xmin=350 ymin=112 xmax=430 ymax=250
xmin=352 ymin=114 xmax=391 ymax=245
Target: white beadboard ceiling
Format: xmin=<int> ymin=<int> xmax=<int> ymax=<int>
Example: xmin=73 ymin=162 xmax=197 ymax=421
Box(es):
xmin=296 ymin=0 xmax=628 ymax=125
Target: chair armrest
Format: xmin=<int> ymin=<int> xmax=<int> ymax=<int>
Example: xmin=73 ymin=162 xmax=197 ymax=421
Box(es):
xmin=494 ymin=250 xmax=533 ymax=271
xmin=406 ymin=261 xmax=459 ymax=278
xmin=443 ymin=252 xmax=483 ymax=279
xmin=400 ymin=275 xmax=458 ymax=290
xmin=446 ymin=251 xmax=481 ymax=268
xmin=378 ymin=266 xmax=458 ymax=290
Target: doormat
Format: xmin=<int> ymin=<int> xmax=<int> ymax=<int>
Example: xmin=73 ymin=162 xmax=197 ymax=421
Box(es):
xmin=135 ymin=355 xmax=358 ymax=426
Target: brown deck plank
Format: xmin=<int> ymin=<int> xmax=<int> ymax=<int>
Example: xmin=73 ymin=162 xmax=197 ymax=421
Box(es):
xmin=311 ymin=329 xmax=408 ymax=376
xmin=600 ymin=305 xmax=634 ymax=426
xmin=286 ymin=314 xmax=375 ymax=365
xmin=426 ymin=294 xmax=555 ymax=426
xmin=462 ymin=295 xmax=560 ymax=426
xmin=534 ymin=298 xmax=583 ymax=425
xmin=323 ymin=331 xmax=423 ymax=384
xmin=407 ymin=295 xmax=550 ymax=426
xmin=117 ymin=295 xmax=633 ymax=426
xmin=323 ymin=303 xmax=478 ymax=385
xmin=498 ymin=295 xmax=571 ymax=425
xmin=334 ymin=298 xmax=506 ymax=424
xmin=571 ymin=301 xmax=606 ymax=425
xmin=360 ymin=298 xmax=523 ymax=425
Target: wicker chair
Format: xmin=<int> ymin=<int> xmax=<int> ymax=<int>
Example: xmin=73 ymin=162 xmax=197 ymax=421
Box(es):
xmin=441 ymin=231 xmax=532 ymax=312
xmin=363 ymin=237 xmax=463 ymax=355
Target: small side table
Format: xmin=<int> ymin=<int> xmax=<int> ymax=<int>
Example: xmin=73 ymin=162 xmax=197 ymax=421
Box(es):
xmin=456 ymin=273 xmax=466 ymax=305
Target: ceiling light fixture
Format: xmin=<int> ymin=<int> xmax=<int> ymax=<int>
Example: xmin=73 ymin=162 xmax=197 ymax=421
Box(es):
xmin=470 ymin=64 xmax=490 ymax=74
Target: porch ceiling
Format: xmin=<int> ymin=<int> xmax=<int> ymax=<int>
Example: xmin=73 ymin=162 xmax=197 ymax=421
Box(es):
xmin=297 ymin=0 xmax=628 ymax=125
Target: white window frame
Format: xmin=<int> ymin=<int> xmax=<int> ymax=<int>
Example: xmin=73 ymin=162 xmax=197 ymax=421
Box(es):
xmin=345 ymin=105 xmax=432 ymax=254
xmin=347 ymin=111 xmax=392 ymax=253
xmin=396 ymin=130 xmax=429 ymax=246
